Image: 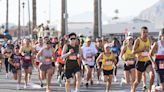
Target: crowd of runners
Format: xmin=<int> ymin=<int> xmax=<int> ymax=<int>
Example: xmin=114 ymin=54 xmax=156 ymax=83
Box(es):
xmin=0 ymin=26 xmax=163 ymax=92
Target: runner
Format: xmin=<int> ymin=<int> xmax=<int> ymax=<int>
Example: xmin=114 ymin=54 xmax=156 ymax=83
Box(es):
xmin=56 ymin=39 xmax=65 ymax=87
xmin=36 ymin=40 xmax=56 ymax=92
xmin=96 ymin=43 xmax=116 ymax=92
xmin=20 ymin=38 xmax=34 ymax=88
xmin=110 ymin=38 xmax=120 ymax=82
xmin=62 ymin=33 xmax=81 ymax=92
xmin=95 ymin=38 xmax=103 ymax=84
xmin=8 ymin=45 xmax=22 ymax=90
xmin=149 ymin=28 xmax=164 ymax=91
xmin=120 ymin=36 xmax=136 ymax=86
xmin=2 ymin=40 xmax=14 ymax=78
xmin=131 ymin=26 xmax=155 ymax=92
xmin=34 ymin=37 xmax=44 ymax=87
xmin=81 ymin=37 xmax=97 ymax=88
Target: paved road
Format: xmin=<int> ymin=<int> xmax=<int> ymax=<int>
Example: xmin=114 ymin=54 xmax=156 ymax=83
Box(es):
xmin=0 ymin=63 xmax=149 ymax=92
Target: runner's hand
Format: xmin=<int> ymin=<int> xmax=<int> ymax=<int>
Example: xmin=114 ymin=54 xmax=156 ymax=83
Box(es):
xmin=69 ymin=49 xmax=74 ymax=54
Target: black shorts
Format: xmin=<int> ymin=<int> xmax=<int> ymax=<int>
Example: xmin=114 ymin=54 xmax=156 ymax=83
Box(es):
xmin=52 ymin=62 xmax=55 ymax=67
xmin=22 ymin=62 xmax=33 ymax=69
xmin=11 ymin=67 xmax=21 ymax=74
xmin=136 ymin=61 xmax=152 ymax=72
xmin=65 ymin=66 xmax=81 ymax=79
xmin=103 ymin=69 xmax=113 ymax=76
xmin=124 ymin=64 xmax=135 ymax=71
xmin=155 ymin=59 xmax=164 ymax=83
xmin=85 ymin=64 xmax=94 ymax=68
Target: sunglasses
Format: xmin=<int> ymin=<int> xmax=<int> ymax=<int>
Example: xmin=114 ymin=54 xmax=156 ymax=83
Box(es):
xmin=70 ymin=38 xmax=76 ymax=40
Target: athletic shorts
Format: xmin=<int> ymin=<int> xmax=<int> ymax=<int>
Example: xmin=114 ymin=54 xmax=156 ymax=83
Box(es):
xmin=22 ymin=62 xmax=33 ymax=69
xmin=65 ymin=66 xmax=81 ymax=79
xmin=136 ymin=61 xmax=151 ymax=72
xmin=155 ymin=59 xmax=164 ymax=83
xmin=11 ymin=67 xmax=21 ymax=74
xmin=85 ymin=64 xmax=94 ymax=68
xmin=40 ymin=64 xmax=52 ymax=71
xmin=124 ymin=63 xmax=135 ymax=71
xmin=52 ymin=62 xmax=55 ymax=67
xmin=103 ymin=69 xmax=113 ymax=76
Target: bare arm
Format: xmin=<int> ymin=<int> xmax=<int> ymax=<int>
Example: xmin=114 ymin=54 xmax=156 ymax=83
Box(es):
xmin=61 ymin=44 xmax=71 ymax=59
xmin=132 ymin=39 xmax=144 ymax=54
xmin=120 ymin=46 xmax=127 ymax=61
xmin=149 ymin=42 xmax=158 ymax=62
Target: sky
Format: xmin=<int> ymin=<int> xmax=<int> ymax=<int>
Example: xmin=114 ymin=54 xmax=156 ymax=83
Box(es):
xmin=0 ymin=0 xmax=159 ymax=25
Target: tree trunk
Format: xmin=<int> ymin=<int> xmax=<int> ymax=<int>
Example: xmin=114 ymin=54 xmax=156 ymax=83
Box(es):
xmin=93 ymin=0 xmax=99 ymax=40
xmin=32 ymin=0 xmax=37 ymax=29
xmin=61 ymin=0 xmax=67 ymax=37
xmin=5 ymin=0 xmax=9 ymax=32
xmin=18 ymin=0 xmax=21 ymax=39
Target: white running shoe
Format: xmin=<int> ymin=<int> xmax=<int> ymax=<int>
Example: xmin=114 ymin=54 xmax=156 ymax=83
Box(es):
xmin=120 ymin=78 xmax=124 ymax=87
xmin=114 ymin=76 xmax=117 ymax=82
xmin=5 ymin=73 xmax=9 ymax=79
xmin=24 ymin=84 xmax=27 ymax=89
xmin=16 ymin=84 xmax=21 ymax=90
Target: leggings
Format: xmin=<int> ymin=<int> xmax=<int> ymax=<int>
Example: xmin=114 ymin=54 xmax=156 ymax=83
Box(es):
xmin=4 ymin=58 xmax=12 ymax=73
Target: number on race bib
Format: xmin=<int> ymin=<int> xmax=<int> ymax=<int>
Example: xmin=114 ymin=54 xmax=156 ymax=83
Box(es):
xmin=106 ymin=61 xmax=113 ymax=65
xmin=25 ymin=56 xmax=31 ymax=60
xmin=141 ymin=52 xmax=149 ymax=57
xmin=45 ymin=58 xmax=51 ymax=62
xmin=69 ymin=55 xmax=77 ymax=60
xmin=159 ymin=61 xmax=164 ymax=69
xmin=126 ymin=60 xmax=134 ymax=65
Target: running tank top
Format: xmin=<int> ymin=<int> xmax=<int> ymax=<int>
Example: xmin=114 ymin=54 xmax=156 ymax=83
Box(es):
xmin=157 ymin=40 xmax=164 ymax=55
xmin=136 ymin=37 xmax=151 ymax=62
xmin=65 ymin=44 xmax=79 ymax=69
xmin=102 ymin=52 xmax=114 ymax=70
xmin=22 ymin=46 xmax=32 ymax=62
xmin=42 ymin=48 xmax=53 ymax=64
xmin=123 ymin=46 xmax=135 ymax=61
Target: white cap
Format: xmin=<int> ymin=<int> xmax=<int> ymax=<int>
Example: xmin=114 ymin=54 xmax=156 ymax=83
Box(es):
xmin=104 ymin=43 xmax=111 ymax=49
xmin=128 ymin=32 xmax=133 ymax=36
xmin=126 ymin=36 xmax=133 ymax=40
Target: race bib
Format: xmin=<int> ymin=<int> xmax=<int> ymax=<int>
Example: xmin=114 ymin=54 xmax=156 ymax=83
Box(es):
xmin=141 ymin=52 xmax=149 ymax=57
xmin=69 ymin=55 xmax=77 ymax=60
xmin=126 ymin=60 xmax=134 ymax=65
xmin=159 ymin=61 xmax=164 ymax=69
xmin=14 ymin=63 xmax=20 ymax=68
xmin=25 ymin=56 xmax=31 ymax=60
xmin=45 ymin=58 xmax=52 ymax=62
xmin=114 ymin=53 xmax=118 ymax=57
xmin=106 ymin=61 xmax=113 ymax=65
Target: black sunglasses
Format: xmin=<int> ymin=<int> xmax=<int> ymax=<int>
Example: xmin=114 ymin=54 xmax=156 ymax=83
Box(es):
xmin=70 ymin=38 xmax=76 ymax=40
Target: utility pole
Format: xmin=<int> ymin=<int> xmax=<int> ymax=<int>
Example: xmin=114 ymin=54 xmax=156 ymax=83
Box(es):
xmin=18 ymin=0 xmax=21 ymax=39
xmin=61 ymin=0 xmax=68 ymax=37
xmin=93 ymin=0 xmax=99 ymax=39
xmin=32 ymin=0 xmax=37 ymax=29
xmin=5 ymin=0 xmax=9 ymax=32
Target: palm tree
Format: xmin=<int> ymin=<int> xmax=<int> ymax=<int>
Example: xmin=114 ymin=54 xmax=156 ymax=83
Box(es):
xmin=32 ymin=0 xmax=37 ymax=29
xmin=5 ymin=0 xmax=9 ymax=32
xmin=93 ymin=0 xmax=99 ymax=39
xmin=61 ymin=0 xmax=67 ymax=36
xmin=18 ymin=0 xmax=21 ymax=39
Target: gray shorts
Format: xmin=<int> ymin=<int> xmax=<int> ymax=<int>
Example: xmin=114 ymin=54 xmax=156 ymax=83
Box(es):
xmin=40 ymin=64 xmax=52 ymax=71
xmin=22 ymin=62 xmax=33 ymax=69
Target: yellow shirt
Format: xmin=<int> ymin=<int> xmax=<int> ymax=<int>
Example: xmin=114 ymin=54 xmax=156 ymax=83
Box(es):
xmin=122 ymin=46 xmax=135 ymax=62
xmin=136 ymin=37 xmax=150 ymax=62
xmin=102 ymin=52 xmax=114 ymax=70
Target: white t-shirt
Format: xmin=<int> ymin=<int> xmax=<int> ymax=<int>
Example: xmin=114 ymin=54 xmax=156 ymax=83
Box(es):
xmin=157 ymin=40 xmax=164 ymax=55
xmin=81 ymin=44 xmax=98 ymax=66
